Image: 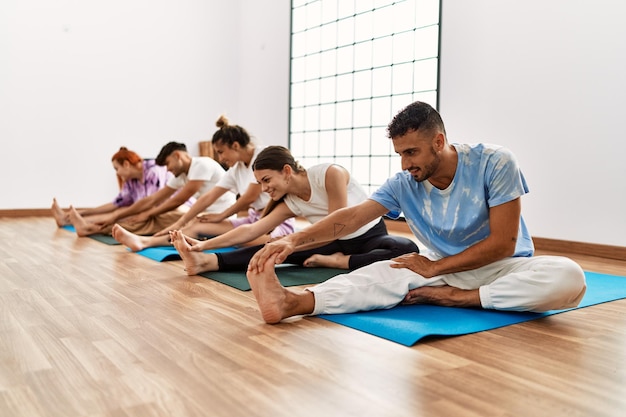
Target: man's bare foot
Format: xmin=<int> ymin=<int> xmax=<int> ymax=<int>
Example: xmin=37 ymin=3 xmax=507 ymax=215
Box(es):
xmin=246 ymin=254 xmax=315 ymax=324
xmin=111 ymin=224 xmax=150 ymax=252
xmin=51 ymin=198 xmax=69 ymax=227
xmin=170 ymin=230 xmax=218 ymax=275
xmin=303 ymin=252 xmax=349 ymax=269
xmin=401 ymin=285 xmax=481 ymax=308
xmin=68 ymin=206 xmax=101 ymax=236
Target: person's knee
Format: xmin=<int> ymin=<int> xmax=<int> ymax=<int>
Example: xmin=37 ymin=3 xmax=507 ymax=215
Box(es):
xmin=397 ymin=237 xmax=419 ymax=254
xmin=540 ymin=257 xmax=586 ymax=310
xmin=385 ymin=236 xmax=419 ymax=254
xmin=555 ymin=257 xmax=586 ymax=306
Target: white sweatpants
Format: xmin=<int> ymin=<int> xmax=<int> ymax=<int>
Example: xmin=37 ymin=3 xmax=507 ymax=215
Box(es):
xmin=309 ymin=255 xmax=586 ymax=315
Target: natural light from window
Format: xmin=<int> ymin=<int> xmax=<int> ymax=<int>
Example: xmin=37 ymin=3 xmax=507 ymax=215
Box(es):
xmin=289 ymin=0 xmax=440 ymax=196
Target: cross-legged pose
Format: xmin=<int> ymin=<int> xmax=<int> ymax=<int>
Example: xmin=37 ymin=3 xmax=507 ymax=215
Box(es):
xmin=112 ymin=115 xmax=295 ymax=251
xmin=246 ymin=101 xmax=587 ymax=324
xmin=169 ymin=145 xmax=419 ymax=274
xmin=66 ymin=142 xmax=234 ymax=237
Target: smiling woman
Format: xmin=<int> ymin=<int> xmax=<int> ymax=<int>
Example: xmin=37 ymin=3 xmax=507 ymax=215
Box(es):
xmin=112 ymin=116 xmax=296 ymax=252
xmin=167 ymin=145 xmax=419 ymax=276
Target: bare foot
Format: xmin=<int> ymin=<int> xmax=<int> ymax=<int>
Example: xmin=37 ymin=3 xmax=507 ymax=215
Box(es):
xmin=182 ymin=234 xmax=206 ymax=252
xmin=170 ymin=230 xmax=218 ymax=275
xmin=303 ymin=252 xmax=349 ymax=269
xmin=111 ymin=224 xmax=151 ymax=252
xmin=51 ymin=198 xmax=69 ymax=227
xmin=401 ymin=285 xmax=481 ymax=308
xmin=68 ymin=206 xmax=101 ymax=236
xmin=246 ymin=254 xmax=315 ymax=323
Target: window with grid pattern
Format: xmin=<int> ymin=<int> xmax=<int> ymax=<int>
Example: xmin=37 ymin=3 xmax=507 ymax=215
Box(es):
xmin=289 ymin=0 xmax=440 ymax=197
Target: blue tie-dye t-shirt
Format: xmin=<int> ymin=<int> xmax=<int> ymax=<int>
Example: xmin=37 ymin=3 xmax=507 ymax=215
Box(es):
xmin=370 ymin=143 xmax=534 ymax=258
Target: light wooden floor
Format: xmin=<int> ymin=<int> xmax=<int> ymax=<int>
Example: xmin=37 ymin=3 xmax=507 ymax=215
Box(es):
xmin=1 ymin=216 xmax=625 ymax=417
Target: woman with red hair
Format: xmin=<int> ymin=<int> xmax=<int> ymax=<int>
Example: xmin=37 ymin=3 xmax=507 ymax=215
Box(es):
xmin=52 ymin=147 xmax=172 ymax=228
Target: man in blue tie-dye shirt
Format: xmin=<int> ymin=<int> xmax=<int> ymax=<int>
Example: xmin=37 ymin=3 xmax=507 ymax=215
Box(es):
xmin=245 ymin=101 xmax=586 ymax=324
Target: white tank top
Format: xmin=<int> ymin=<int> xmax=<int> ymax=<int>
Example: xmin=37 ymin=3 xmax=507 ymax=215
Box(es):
xmin=283 ymin=164 xmax=380 ymax=240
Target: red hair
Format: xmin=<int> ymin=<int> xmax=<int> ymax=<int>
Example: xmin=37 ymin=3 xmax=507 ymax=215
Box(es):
xmin=111 ymin=147 xmax=142 ymax=189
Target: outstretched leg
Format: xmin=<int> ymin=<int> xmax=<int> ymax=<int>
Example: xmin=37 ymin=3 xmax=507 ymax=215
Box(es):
xmin=68 ymin=206 xmax=103 ymax=236
xmin=51 ymin=198 xmax=70 ymax=227
xmin=303 ymin=252 xmax=350 ymax=269
xmin=170 ymin=230 xmax=219 ymax=275
xmin=246 ymin=254 xmax=315 ymax=323
xmin=111 ymin=224 xmax=170 ymax=251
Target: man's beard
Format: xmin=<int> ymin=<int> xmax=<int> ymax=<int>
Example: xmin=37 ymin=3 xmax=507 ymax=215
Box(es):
xmin=411 ymin=147 xmax=439 ymax=182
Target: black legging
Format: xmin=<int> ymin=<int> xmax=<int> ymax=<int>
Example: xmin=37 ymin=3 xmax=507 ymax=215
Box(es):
xmin=216 ymin=219 xmax=419 ymax=271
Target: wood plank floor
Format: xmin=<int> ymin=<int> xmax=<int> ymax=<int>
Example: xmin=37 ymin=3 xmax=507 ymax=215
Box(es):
xmin=1 ymin=216 xmax=625 ymax=417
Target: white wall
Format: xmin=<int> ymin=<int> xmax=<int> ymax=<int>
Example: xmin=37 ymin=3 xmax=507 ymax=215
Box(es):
xmin=237 ymin=2 xmax=291 ymax=148
xmin=439 ymin=0 xmax=626 ymax=247
xmin=1 ymin=0 xmax=624 ymax=248
xmin=0 ymin=0 xmax=290 ymax=210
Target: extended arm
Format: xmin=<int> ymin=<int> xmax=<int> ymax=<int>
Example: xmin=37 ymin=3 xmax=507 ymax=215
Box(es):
xmin=169 ymin=185 xmax=230 ymax=227
xmin=207 ymin=182 xmax=263 ymax=223
xmin=101 ymin=187 xmax=175 ymax=224
xmin=192 ymin=202 xmax=295 ymax=251
xmin=78 ymin=202 xmax=119 ymax=217
xmin=143 ymin=180 xmax=204 ymax=218
xmin=248 ymin=199 xmax=388 ymax=272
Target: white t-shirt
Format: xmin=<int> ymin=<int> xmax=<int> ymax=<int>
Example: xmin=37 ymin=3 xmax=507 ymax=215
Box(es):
xmin=167 ymin=156 xmax=235 ymax=213
xmin=216 ymin=146 xmax=269 ymax=212
xmin=284 ymin=163 xmax=380 ymax=240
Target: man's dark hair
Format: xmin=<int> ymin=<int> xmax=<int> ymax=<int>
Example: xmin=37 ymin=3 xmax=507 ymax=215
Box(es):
xmin=155 ymin=142 xmax=187 ymax=166
xmin=387 ymin=101 xmax=446 ymax=139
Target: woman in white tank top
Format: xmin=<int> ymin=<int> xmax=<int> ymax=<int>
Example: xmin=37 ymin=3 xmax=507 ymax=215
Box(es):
xmin=168 ymin=146 xmax=419 ymax=276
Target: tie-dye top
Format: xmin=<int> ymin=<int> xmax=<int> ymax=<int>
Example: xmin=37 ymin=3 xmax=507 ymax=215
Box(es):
xmin=370 ymin=143 xmax=534 ymax=258
xmin=113 ymin=159 xmax=172 ymax=207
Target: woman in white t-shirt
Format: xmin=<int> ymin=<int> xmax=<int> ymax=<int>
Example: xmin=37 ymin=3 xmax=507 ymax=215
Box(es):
xmin=113 ymin=116 xmax=294 ymax=251
xmin=169 ymin=146 xmax=419 ymax=275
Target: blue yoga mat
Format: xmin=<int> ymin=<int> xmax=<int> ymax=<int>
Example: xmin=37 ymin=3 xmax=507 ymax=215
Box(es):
xmin=319 ymin=271 xmax=626 ymax=346
xmin=135 ymin=245 xmax=237 ymax=262
xmin=61 ymin=224 xmax=120 ymax=245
